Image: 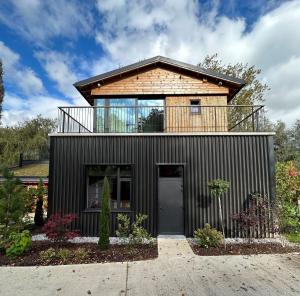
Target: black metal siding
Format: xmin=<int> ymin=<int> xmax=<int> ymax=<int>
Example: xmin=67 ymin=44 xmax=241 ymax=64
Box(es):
xmin=48 ymin=135 xmax=275 ymax=237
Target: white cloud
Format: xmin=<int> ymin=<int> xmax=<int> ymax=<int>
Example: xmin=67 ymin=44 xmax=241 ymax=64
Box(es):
xmin=94 ymin=0 xmax=300 ymax=124
xmin=0 ymin=0 xmax=94 ymax=44
xmin=1 ymin=92 xmax=70 ymax=126
xmin=0 ymin=41 xmax=44 ymax=95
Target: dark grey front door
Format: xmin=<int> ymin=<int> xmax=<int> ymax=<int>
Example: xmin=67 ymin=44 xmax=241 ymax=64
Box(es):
xmin=158 ymin=165 xmax=184 ymax=234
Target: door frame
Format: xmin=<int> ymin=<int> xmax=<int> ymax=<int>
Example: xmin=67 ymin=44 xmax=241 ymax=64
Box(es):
xmin=156 ymin=163 xmax=186 ymax=235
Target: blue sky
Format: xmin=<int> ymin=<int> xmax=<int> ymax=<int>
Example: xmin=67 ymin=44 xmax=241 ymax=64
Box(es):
xmin=0 ymin=0 xmax=299 ymax=125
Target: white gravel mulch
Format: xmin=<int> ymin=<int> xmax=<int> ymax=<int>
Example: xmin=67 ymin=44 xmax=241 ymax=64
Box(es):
xmin=31 ymin=234 xmax=155 ymax=245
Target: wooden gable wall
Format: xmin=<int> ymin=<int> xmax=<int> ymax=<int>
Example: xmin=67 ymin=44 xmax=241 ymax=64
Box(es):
xmin=91 ymin=67 xmax=229 ymax=96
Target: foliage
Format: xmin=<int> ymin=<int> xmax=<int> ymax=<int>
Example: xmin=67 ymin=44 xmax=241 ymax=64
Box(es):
xmin=116 ymin=213 xmax=130 ymax=238
xmin=198 ymin=54 xmax=268 ymax=105
xmin=73 ymin=247 xmax=89 ymax=260
xmin=271 ymin=121 xmax=300 ymax=165
xmin=194 ymin=224 xmax=224 ymax=248
xmin=208 ymin=179 xmax=230 ymax=199
xmin=285 ymin=233 xmax=300 ymax=244
xmin=0 ymin=60 xmax=4 ymax=123
xmin=39 ymin=247 xmax=56 ymax=262
xmin=276 ymin=202 xmax=300 ymax=234
xmin=198 ymin=54 xmax=269 ymax=131
xmin=139 ymin=108 xmax=164 ymax=132
xmin=0 ymin=167 xmax=26 ymax=239
xmin=0 ymin=115 xmax=56 ymax=166
xmin=6 ymin=230 xmax=32 ymax=257
xmin=56 ymin=248 xmax=72 ymax=262
xmin=129 ymin=213 xmax=152 ymax=244
xmin=33 ymin=179 xmax=47 ymax=226
xmin=43 ymin=213 xmax=78 ymax=243
xmin=98 ymin=176 xmax=111 ymax=249
xmin=276 ymin=162 xmax=300 ymax=204
xmin=208 ymin=179 xmax=230 ymax=243
xmin=232 ymin=193 xmax=274 ymax=242
xmin=275 ymin=161 xmax=300 ymax=234
xmin=40 ymin=247 xmax=89 ymax=263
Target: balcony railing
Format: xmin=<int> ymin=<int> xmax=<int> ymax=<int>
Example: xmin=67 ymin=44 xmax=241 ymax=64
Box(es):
xmin=57 ymin=105 xmax=267 ymax=133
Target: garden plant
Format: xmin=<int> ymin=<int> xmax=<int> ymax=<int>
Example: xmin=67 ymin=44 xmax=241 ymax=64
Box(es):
xmin=208 ymin=179 xmax=230 ymax=247
xmin=98 ymin=176 xmax=111 ymax=249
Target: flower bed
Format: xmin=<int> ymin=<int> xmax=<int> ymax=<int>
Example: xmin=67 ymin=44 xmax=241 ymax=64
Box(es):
xmin=189 ymin=239 xmax=300 ymax=256
xmin=0 ymin=240 xmax=158 ymax=266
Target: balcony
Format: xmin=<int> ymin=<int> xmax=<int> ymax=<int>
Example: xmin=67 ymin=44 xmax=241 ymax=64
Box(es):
xmin=57 ymin=105 xmax=266 ymax=134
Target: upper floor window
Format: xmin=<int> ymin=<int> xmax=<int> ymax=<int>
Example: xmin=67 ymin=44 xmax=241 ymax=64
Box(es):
xmin=87 ymin=165 xmax=132 ymax=210
xmin=190 ymin=99 xmax=201 ymax=114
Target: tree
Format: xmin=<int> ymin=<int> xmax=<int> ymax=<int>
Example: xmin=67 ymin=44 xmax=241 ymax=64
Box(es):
xmin=198 ymin=54 xmax=269 ymax=131
xmin=0 ymin=115 xmax=56 ymax=166
xmin=0 ymin=168 xmax=26 ymax=239
xmin=0 ymin=60 xmax=4 ymax=124
xmin=208 ymin=179 xmax=230 ymax=247
xmin=34 ymin=179 xmax=47 ymax=227
xmin=98 ymin=176 xmax=111 ymax=249
xmin=198 ymin=54 xmax=268 ymax=105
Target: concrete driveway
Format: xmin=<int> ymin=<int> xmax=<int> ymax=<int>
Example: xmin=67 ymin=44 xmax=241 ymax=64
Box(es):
xmin=0 ymin=236 xmax=299 ymax=296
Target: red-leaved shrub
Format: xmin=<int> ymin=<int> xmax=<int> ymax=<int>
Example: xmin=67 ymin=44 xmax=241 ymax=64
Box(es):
xmin=43 ymin=213 xmax=79 ymax=242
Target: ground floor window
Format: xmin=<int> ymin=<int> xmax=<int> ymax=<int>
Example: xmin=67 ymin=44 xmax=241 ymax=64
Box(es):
xmin=87 ymin=165 xmax=132 ymax=210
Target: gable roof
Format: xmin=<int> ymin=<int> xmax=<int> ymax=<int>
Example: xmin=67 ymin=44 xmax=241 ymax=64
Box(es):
xmin=74 ymin=56 xmax=246 ymax=103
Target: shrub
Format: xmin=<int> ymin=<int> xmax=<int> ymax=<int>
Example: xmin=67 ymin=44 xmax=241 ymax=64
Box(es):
xmin=40 ymin=247 xmax=56 ymax=262
xmin=98 ymin=176 xmax=111 ymax=249
xmin=194 ymin=224 xmax=223 ymax=248
xmin=0 ymin=168 xmax=26 ymax=239
xmin=43 ymin=213 xmax=78 ymax=243
xmin=57 ymin=248 xmax=72 ymax=262
xmin=116 ymin=214 xmax=130 ymax=238
xmin=232 ymin=193 xmax=274 ymax=242
xmin=208 ymin=179 xmax=230 ymax=244
xmin=277 ymin=202 xmax=300 ymax=233
xmin=74 ymin=247 xmax=89 ymax=260
xmin=34 ymin=179 xmax=47 ymax=227
xmin=129 ymin=213 xmax=152 ymax=244
xmin=6 ymin=230 xmax=32 ymax=257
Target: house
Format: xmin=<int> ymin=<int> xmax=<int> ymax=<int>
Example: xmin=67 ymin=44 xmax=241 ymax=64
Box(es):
xmin=48 ymin=56 xmax=275 ymax=237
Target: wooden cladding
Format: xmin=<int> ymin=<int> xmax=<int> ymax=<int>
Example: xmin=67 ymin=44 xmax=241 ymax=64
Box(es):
xmin=165 ymin=96 xmax=228 ymax=132
xmin=91 ymin=67 xmax=229 ymax=96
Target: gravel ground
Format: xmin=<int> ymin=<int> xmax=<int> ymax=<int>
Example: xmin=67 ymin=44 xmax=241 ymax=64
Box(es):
xmin=32 ymin=234 xmax=156 ymax=245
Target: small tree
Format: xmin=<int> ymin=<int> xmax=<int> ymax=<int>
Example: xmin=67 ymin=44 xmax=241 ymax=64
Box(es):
xmin=208 ymin=179 xmax=230 ymax=246
xmin=0 ymin=168 xmax=26 ymax=239
xmin=232 ymin=193 xmax=274 ymax=243
xmin=34 ymin=179 xmax=47 ymax=227
xmin=98 ymin=176 xmax=111 ymax=249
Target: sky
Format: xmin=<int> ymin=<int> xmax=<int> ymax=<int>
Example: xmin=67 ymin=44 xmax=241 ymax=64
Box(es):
xmin=0 ymin=0 xmax=299 ymax=126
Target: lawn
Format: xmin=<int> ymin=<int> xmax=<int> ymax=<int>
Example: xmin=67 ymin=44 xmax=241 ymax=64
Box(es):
xmin=11 ymin=163 xmax=49 ymax=177
xmin=285 ymin=233 xmax=300 ymax=244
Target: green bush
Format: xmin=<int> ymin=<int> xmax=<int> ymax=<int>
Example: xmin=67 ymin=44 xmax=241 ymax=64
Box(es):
xmin=73 ymin=247 xmax=89 ymax=260
xmin=194 ymin=224 xmax=224 ymax=248
xmin=285 ymin=232 xmax=300 ymax=244
xmin=98 ymin=176 xmax=111 ymax=249
xmin=0 ymin=168 xmax=26 ymax=239
xmin=6 ymin=230 xmax=32 ymax=257
xmin=57 ymin=248 xmax=72 ymax=262
xmin=129 ymin=214 xmax=152 ymax=245
xmin=40 ymin=247 xmax=56 ymax=262
xmin=116 ymin=214 xmax=130 ymax=238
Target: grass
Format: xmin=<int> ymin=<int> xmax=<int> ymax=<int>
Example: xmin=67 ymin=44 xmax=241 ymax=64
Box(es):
xmin=285 ymin=233 xmax=300 ymax=244
xmin=11 ymin=163 xmax=49 ymax=177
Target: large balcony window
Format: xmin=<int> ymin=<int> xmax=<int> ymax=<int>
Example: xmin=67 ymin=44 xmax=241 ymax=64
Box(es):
xmin=94 ymin=98 xmax=164 ymax=133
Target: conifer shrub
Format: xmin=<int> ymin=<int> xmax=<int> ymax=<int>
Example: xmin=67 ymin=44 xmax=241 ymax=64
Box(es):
xmin=98 ymin=176 xmax=111 ymax=249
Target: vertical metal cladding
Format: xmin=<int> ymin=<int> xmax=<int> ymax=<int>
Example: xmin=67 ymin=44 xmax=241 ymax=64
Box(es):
xmin=48 ymin=134 xmax=275 ymax=237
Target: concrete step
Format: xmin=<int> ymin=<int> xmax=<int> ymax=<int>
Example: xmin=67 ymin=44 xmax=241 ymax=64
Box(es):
xmin=157 ymin=235 xmax=194 ymax=258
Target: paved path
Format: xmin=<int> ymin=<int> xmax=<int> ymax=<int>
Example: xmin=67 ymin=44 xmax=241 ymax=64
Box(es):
xmin=0 ymin=237 xmax=299 ymax=296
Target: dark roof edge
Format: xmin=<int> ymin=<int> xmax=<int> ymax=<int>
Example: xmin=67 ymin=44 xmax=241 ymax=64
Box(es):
xmin=74 ymin=56 xmax=246 ymax=88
